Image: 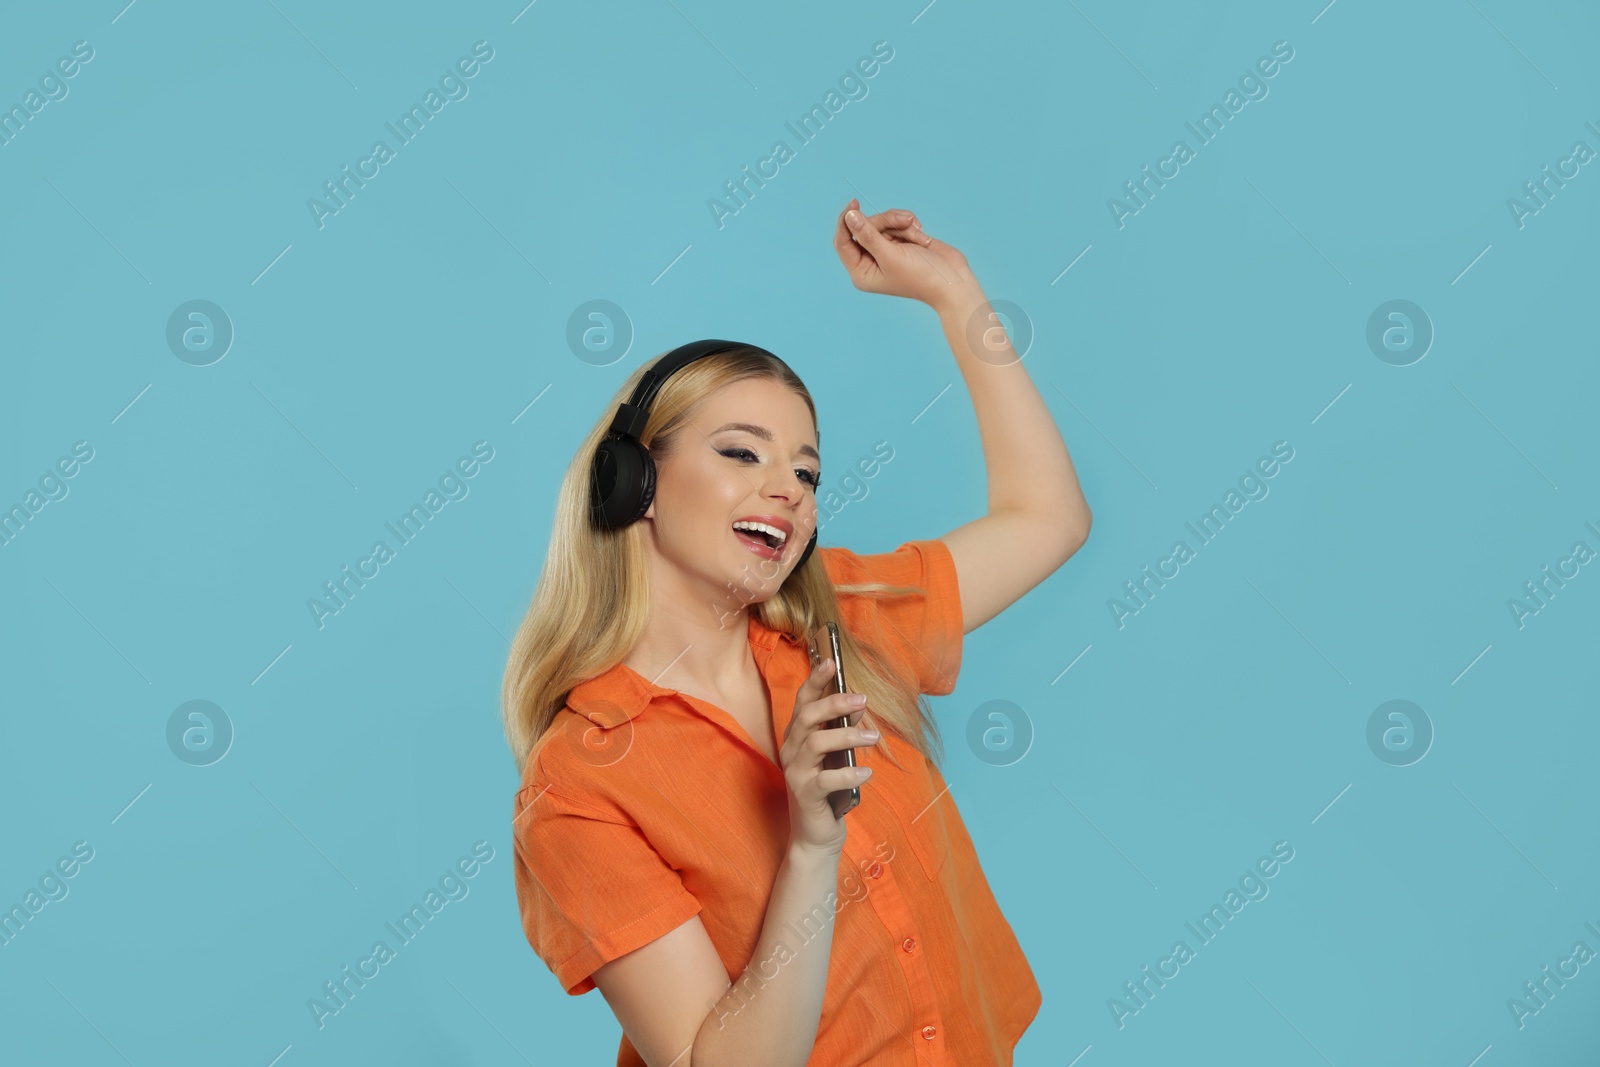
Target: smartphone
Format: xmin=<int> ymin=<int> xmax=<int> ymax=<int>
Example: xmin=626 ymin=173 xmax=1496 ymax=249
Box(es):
xmin=806 ymin=621 xmax=861 ymax=819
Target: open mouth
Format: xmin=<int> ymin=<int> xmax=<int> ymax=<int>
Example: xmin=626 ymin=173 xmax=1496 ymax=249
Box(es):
xmin=732 ymin=521 xmax=787 ymax=553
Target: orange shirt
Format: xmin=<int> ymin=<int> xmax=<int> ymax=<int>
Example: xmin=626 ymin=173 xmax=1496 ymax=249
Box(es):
xmin=512 ymin=539 xmax=1041 ymax=1065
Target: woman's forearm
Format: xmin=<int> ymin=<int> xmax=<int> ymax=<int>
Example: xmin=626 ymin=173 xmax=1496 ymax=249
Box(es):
xmin=933 ymin=283 xmax=1092 ymax=533
xmin=692 ymin=841 xmax=842 ymax=1067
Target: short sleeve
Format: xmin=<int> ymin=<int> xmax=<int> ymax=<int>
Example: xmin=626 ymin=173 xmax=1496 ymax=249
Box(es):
xmin=818 ymin=538 xmax=964 ymax=696
xmin=512 ymin=781 xmax=703 ymax=996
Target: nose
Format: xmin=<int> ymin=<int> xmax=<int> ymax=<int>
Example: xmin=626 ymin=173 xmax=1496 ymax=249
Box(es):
xmin=757 ymin=473 xmax=812 ymax=534
xmin=762 ymin=465 xmax=808 ymax=500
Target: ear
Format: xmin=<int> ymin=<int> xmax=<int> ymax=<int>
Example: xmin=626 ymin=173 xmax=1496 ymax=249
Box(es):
xmin=642 ymin=498 xmax=655 ymax=521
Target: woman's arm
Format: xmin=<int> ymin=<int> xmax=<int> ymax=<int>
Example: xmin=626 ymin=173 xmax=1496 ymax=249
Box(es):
xmin=835 ymin=203 xmax=1092 ymax=634
xmin=591 ymin=841 xmax=843 ymax=1067
xmin=931 ymin=282 xmax=1092 ymax=634
xmin=692 ymin=841 xmax=844 ymax=1065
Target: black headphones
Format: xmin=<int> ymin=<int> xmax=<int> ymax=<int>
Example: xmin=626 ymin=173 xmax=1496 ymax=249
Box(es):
xmin=588 ymin=339 xmax=820 ymax=570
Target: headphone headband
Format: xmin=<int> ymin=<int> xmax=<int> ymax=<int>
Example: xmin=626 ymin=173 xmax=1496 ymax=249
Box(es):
xmin=605 ymin=340 xmax=782 ymax=441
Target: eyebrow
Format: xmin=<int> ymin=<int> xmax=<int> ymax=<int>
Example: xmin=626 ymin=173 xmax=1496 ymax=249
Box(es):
xmin=711 ymin=422 xmax=820 ymax=462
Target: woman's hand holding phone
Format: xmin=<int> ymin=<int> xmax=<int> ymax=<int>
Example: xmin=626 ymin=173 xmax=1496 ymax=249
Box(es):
xmin=781 ymin=656 xmax=879 ymax=856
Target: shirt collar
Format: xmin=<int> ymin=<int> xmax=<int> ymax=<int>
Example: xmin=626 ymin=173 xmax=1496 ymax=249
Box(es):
xmin=567 ymin=612 xmax=801 ymax=729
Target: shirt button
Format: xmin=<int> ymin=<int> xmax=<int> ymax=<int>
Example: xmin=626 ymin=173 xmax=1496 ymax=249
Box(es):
xmin=867 ymin=862 xmax=883 ymax=879
xmin=902 ymin=937 xmax=917 ymax=953
xmin=921 ymin=1025 xmax=937 ymax=1040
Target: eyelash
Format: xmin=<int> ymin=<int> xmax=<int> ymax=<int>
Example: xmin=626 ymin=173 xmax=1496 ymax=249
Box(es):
xmin=720 ymin=447 xmax=822 ymax=489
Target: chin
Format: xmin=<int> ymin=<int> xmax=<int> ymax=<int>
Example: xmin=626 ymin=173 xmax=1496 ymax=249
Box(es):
xmin=719 ymin=553 xmax=788 ymax=599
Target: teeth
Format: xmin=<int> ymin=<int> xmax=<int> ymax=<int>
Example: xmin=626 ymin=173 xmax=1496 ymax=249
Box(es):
xmin=732 ymin=520 xmax=787 ymax=547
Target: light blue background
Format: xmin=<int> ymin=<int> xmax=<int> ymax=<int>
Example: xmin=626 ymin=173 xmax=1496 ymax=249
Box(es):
xmin=3 ymin=0 xmax=1598 ymax=1063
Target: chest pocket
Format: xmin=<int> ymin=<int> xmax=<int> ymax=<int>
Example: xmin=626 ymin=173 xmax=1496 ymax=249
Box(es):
xmin=876 ymin=745 xmax=955 ymax=884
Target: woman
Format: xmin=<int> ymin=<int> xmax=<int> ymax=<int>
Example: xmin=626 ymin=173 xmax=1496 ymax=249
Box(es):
xmin=505 ymin=201 xmax=1092 ymax=1066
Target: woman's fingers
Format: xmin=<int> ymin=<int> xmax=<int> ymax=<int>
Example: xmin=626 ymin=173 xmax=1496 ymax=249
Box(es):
xmin=834 ymin=200 xmax=927 ymax=265
xmin=852 ymin=210 xmax=931 ymax=259
xmin=787 ymin=656 xmax=836 ymax=739
xmin=795 ymin=686 xmax=857 ymax=730
xmin=809 ymin=721 xmax=879 ymax=756
xmin=884 ymin=209 xmax=932 ymax=246
xmin=899 ymin=225 xmax=932 ymax=246
xmin=806 ymin=653 xmax=836 ymax=695
xmin=832 ymin=198 xmax=870 ymax=271
xmin=844 ymin=207 xmax=892 ymax=254
xmin=839 ymin=201 xmax=925 ymax=244
xmin=868 ymin=208 xmax=930 ymax=244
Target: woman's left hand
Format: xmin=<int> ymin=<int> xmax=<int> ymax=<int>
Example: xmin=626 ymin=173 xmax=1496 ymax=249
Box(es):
xmin=831 ymin=199 xmax=980 ymax=311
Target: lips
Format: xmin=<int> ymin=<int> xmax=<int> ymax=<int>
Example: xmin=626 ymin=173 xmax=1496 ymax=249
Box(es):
xmin=731 ymin=515 xmax=794 ymax=562
xmin=733 ymin=515 xmax=794 ymax=544
xmin=732 ymin=529 xmax=785 ymax=562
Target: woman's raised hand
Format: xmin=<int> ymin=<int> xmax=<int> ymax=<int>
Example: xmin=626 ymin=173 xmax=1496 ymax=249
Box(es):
xmin=831 ymin=198 xmax=978 ymax=310
xmin=780 ymin=655 xmax=880 ymax=856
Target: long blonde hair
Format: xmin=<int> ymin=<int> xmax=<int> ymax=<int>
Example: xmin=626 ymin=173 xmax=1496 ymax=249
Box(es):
xmin=501 ymin=345 xmax=946 ymax=776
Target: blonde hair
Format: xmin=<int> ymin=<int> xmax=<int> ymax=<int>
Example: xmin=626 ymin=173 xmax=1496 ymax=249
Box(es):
xmin=501 ymin=345 xmax=946 ymax=776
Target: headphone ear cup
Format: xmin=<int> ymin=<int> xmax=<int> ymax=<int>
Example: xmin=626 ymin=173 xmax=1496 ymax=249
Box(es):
xmin=794 ymin=529 xmax=819 ymax=569
xmin=634 ymin=447 xmax=657 ymax=522
xmin=590 ymin=438 xmax=656 ymax=528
